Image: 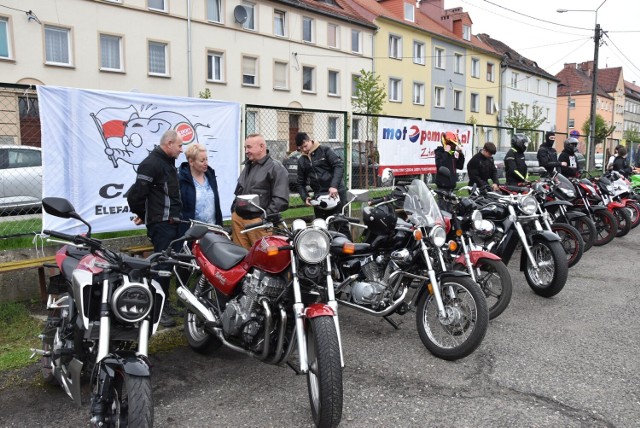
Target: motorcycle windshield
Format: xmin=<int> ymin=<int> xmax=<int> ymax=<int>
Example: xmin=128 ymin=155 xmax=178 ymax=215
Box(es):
xmin=555 ymin=173 xmax=574 ymax=193
xmin=403 ymin=179 xmax=445 ymax=228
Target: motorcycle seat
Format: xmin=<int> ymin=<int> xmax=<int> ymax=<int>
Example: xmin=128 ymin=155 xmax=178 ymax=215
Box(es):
xmin=199 ymin=232 xmax=248 ymax=270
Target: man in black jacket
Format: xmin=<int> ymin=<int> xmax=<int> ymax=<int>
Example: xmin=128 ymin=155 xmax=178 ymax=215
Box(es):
xmin=296 ymin=132 xmax=347 ymax=224
xmin=434 ymin=131 xmax=465 ymax=191
xmin=537 ymin=131 xmax=567 ymax=176
xmin=504 ymin=133 xmax=529 ymax=185
xmin=558 ymin=137 xmax=580 ymax=178
xmin=127 ymin=129 xmax=183 ymax=327
xmin=467 ymin=142 xmax=500 ymax=191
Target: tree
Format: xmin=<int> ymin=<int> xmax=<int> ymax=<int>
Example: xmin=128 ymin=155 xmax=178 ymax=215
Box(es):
xmin=504 ymin=102 xmax=546 ymax=132
xmin=580 ymin=114 xmax=615 ymax=144
xmin=199 ymin=88 xmax=212 ymax=99
xmin=623 ymin=127 xmax=640 ymax=144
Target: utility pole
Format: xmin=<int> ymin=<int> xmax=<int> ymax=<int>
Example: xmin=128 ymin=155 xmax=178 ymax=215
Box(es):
xmin=566 ymin=92 xmax=572 ymax=134
xmin=587 ymin=24 xmax=601 ymax=172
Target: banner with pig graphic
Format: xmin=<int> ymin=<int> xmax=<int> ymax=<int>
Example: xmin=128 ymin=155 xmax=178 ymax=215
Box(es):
xmin=38 ymin=85 xmax=241 ymax=234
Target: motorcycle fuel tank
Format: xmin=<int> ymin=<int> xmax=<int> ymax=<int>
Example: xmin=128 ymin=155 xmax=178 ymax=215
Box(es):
xmin=243 ymin=235 xmax=291 ymax=274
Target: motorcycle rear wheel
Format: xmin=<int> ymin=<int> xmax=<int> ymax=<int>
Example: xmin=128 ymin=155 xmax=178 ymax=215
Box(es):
xmin=415 ymin=276 xmax=489 ymax=360
xmin=613 ymin=207 xmax=631 ymax=237
xmin=591 ymin=209 xmax=618 ymax=246
xmin=184 ymin=310 xmax=223 ymax=354
xmin=306 ymin=316 xmax=343 ymax=428
xmin=524 ymin=240 xmax=568 ymax=297
xmin=454 ymin=258 xmax=512 ymax=320
xmin=568 ymin=216 xmax=596 ymax=252
xmin=550 ymin=222 xmax=584 ymax=268
xmin=99 ymin=372 xmax=153 ymax=428
xmin=626 ymin=201 xmax=640 ymax=229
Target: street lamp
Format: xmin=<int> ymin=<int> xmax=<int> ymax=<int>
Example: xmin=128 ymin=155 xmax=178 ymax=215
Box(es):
xmin=558 ymin=0 xmax=607 ymax=172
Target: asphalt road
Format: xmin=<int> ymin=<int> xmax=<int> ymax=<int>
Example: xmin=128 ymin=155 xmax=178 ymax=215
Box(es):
xmin=1 ymin=228 xmax=639 ymax=427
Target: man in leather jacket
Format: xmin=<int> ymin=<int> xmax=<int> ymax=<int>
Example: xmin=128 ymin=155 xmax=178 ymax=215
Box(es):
xmin=231 ymin=133 xmax=289 ymax=249
xmin=537 ymin=131 xmax=567 ymax=176
xmin=127 ymin=129 xmax=183 ymax=327
xmin=558 ymin=137 xmax=580 ymax=178
xmin=434 ymin=131 xmax=465 ymax=191
xmin=467 ymin=142 xmax=500 ymax=191
xmin=504 ymin=133 xmax=529 ymax=185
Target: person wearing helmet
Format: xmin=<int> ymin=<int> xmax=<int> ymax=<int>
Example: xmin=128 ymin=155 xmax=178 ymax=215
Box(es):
xmin=504 ymin=133 xmax=529 ymax=185
xmin=558 ymin=137 xmax=580 ymax=177
xmin=434 ymin=131 xmax=465 ymax=191
xmin=537 ymin=131 xmax=567 ymax=176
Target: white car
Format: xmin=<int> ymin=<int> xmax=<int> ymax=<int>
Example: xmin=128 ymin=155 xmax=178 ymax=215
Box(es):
xmin=0 ymin=145 xmax=42 ymax=213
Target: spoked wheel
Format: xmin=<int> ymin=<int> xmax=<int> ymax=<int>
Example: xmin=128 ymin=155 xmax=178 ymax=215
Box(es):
xmin=568 ymin=216 xmax=597 ymax=252
xmin=98 ymin=371 xmax=153 ymax=428
xmin=591 ymin=209 xmax=618 ymax=246
xmin=625 ymin=201 xmax=640 ymax=229
xmin=524 ymin=240 xmax=568 ymax=297
xmin=41 ymin=308 xmax=61 ymax=385
xmin=306 ymin=316 xmax=343 ymax=428
xmin=612 ymin=207 xmax=631 ymax=237
xmin=455 ymin=259 xmax=512 ymax=320
xmin=550 ymin=222 xmax=584 ymax=268
xmin=415 ymin=276 xmax=489 ymax=360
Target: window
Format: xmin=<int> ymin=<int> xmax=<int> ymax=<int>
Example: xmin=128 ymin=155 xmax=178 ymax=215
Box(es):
xmin=536 ymin=78 xmax=541 ymax=94
xmin=99 ymin=34 xmax=123 ymax=71
xmin=246 ymin=111 xmax=257 ymax=134
xmin=274 ymin=10 xmax=285 ymax=37
xmin=463 ymin=25 xmax=471 ymax=41
xmin=148 ymin=41 xmax=168 ymax=75
xmin=434 ymin=47 xmax=444 ymax=69
xmin=0 ymin=17 xmax=11 ymax=59
xmin=471 ymin=58 xmax=480 ymax=78
xmin=470 ymin=93 xmax=479 ymax=112
xmin=569 ymin=98 xmax=576 ymax=108
xmin=568 ymin=119 xmax=575 ymax=128
xmin=454 ymin=53 xmax=463 ymax=74
xmin=351 ymin=29 xmax=361 ymax=53
xmin=547 ymin=82 xmax=551 ymax=96
xmin=388 ymin=35 xmax=401 ymax=59
xmin=352 ymin=118 xmax=361 ymax=141
xmin=486 ymin=95 xmax=495 ymax=114
xmin=404 ymin=3 xmax=415 ymax=22
xmin=413 ymin=41 xmax=425 ymax=65
xmin=207 ymin=51 xmax=224 ymax=82
xmin=302 ymin=66 xmax=315 ymax=92
xmin=328 ymin=117 xmax=338 ymax=140
xmin=242 ymin=56 xmax=258 ymax=85
xmin=434 ymin=86 xmax=445 ymax=107
xmin=148 ymin=0 xmax=166 ymax=12
xmin=486 ymin=129 xmax=494 ymax=143
xmin=486 ymin=62 xmax=495 ymax=82
xmin=328 ymin=70 xmax=339 ymax=96
xmin=45 ymin=25 xmax=72 ymax=66
xmin=413 ymin=82 xmax=424 ymax=105
xmin=453 ymin=90 xmax=463 ymax=110
xmin=328 ymin=24 xmax=338 ymax=48
xmin=243 ymin=2 xmax=256 ymax=30
xmin=511 ymin=72 xmax=519 ymax=89
xmin=303 ymin=17 xmax=314 ymax=43
xmin=389 ymin=78 xmax=401 ymax=102
xmin=351 ymin=74 xmax=359 ymax=98
xmin=274 ymin=61 xmax=288 ymax=89
xmin=207 ymin=0 xmax=221 ymax=22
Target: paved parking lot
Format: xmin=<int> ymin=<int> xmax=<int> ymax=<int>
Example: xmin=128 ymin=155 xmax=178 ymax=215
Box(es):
xmin=1 ymin=228 xmax=639 ymax=427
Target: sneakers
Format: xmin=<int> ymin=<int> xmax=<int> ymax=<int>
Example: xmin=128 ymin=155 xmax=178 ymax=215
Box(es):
xmin=159 ymin=310 xmax=177 ymax=328
xmin=164 ymin=302 xmax=184 ymax=317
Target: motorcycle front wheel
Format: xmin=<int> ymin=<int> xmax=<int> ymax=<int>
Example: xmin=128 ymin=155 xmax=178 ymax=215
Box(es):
xmin=415 ymin=276 xmax=489 ymax=360
xmin=524 ymin=240 xmax=568 ymax=297
xmin=306 ymin=316 xmax=343 ymax=428
xmin=41 ymin=308 xmax=61 ymax=385
xmin=568 ymin=216 xmax=596 ymax=252
xmin=99 ymin=372 xmax=153 ymax=428
xmin=625 ymin=200 xmax=640 ymax=229
xmin=550 ymin=222 xmax=584 ymax=268
xmin=454 ymin=258 xmax=512 ymax=320
xmin=613 ymin=207 xmax=632 ymax=237
xmin=591 ymin=209 xmax=618 ymax=246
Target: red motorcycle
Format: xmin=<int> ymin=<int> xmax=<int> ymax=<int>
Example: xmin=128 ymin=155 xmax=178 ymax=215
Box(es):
xmin=173 ymin=195 xmax=347 ymax=428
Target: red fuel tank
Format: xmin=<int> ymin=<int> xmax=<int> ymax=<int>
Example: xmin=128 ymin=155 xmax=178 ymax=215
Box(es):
xmin=243 ymin=235 xmax=291 ymax=274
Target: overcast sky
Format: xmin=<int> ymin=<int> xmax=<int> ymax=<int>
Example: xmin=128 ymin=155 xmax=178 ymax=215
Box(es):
xmin=446 ymin=0 xmax=640 ymax=85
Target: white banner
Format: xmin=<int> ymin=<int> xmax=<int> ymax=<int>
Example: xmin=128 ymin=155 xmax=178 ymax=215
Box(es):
xmin=38 ymin=86 xmax=241 ymax=234
xmin=377 ymin=118 xmax=473 ymax=176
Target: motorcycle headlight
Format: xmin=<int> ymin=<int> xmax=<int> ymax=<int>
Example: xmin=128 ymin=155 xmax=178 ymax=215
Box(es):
xmin=470 ymin=210 xmax=483 ymax=230
xmin=111 ymin=278 xmax=153 ymax=323
xmin=559 ymin=187 xmax=575 ymax=198
xmin=429 ymin=225 xmax=447 ymax=247
xmin=295 ymin=228 xmax=330 ymax=263
xmin=519 ymin=195 xmax=538 ymax=215
xmin=474 ymin=219 xmax=495 ymax=236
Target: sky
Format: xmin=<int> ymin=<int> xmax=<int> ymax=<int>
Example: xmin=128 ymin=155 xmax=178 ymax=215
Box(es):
xmin=446 ymin=0 xmax=640 ymax=85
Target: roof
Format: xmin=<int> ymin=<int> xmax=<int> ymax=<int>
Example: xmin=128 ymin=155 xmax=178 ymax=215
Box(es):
xmin=596 ymin=67 xmax=623 ymax=93
xmin=555 ymin=64 xmax=612 ymax=99
xmin=476 ymin=34 xmax=559 ymax=81
xmin=274 ymin=0 xmax=376 ymax=29
xmin=625 ymin=80 xmax=640 ymax=101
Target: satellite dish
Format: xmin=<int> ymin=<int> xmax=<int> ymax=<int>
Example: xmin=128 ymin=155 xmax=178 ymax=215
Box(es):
xmin=233 ymin=5 xmax=248 ymax=24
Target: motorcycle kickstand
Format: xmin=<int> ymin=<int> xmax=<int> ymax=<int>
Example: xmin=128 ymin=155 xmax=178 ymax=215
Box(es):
xmin=383 ymin=315 xmax=402 ymax=330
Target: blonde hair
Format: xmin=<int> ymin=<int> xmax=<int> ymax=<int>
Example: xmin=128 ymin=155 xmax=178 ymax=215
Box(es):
xmin=185 ymin=143 xmax=207 ymax=162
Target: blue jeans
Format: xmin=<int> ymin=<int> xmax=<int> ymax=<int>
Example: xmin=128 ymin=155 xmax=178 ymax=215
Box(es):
xmin=147 ymin=222 xmax=180 ymax=294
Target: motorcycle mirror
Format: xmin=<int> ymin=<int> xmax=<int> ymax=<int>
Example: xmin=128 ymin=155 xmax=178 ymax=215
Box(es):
xmin=437 ymin=166 xmax=451 ymax=178
xmin=347 ymin=189 xmax=369 ymax=202
xmin=380 ymin=168 xmax=394 ymax=186
xmin=237 ymin=194 xmax=267 ymax=218
xmin=42 ymin=197 xmax=92 ymax=237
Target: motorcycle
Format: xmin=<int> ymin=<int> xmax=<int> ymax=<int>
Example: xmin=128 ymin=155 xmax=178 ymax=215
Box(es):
xmin=31 ymin=197 xmax=205 ymax=427
xmin=579 ymin=174 xmax=631 ymax=238
xmin=468 ymin=188 xmax=569 ymax=297
xmin=599 ymin=171 xmax=640 ymax=229
xmin=331 ymin=174 xmax=489 ymax=361
xmin=175 ymin=194 xmax=345 ymax=428
xmin=435 ymin=187 xmax=513 ymax=320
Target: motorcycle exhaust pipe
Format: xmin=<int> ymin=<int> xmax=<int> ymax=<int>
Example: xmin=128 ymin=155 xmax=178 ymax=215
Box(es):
xmin=176 ymin=286 xmax=216 ymax=323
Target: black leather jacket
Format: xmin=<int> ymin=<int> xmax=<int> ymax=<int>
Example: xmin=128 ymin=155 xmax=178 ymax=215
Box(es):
xmin=504 ymin=148 xmax=527 ymax=185
xmin=434 ymin=146 xmax=465 ymax=189
xmin=296 ymin=144 xmax=345 ymax=200
xmin=467 ymin=151 xmax=498 ymax=188
xmin=537 ymin=143 xmax=562 ymax=175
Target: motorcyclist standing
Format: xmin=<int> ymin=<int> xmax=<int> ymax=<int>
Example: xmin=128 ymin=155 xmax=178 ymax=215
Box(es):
xmin=434 ymin=131 xmax=465 ymax=190
xmin=467 ymin=142 xmax=500 ymax=191
xmin=558 ymin=137 xmax=580 ymax=178
xmin=504 ymin=133 xmax=529 ymax=185
xmin=537 ymin=131 xmax=567 ymax=176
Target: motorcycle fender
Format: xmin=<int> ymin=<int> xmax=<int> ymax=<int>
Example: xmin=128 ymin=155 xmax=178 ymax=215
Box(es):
xmin=607 ymin=201 xmax=626 ymax=210
xmin=519 ymin=231 xmax=560 ymax=271
xmin=101 ymin=353 xmax=152 ymax=377
xmin=304 ymin=303 xmax=335 ymax=319
xmin=413 ymin=271 xmax=471 ymax=306
xmin=542 ymin=200 xmax=572 ymax=210
xmin=454 ymin=250 xmax=502 ymax=266
xmin=562 ymin=211 xmax=587 ymax=221
xmin=589 ymin=205 xmax=607 ymax=213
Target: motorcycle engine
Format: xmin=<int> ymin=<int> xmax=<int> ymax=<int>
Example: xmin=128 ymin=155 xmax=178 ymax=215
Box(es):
xmin=221 ymin=269 xmax=286 ymax=345
xmin=348 ymin=255 xmax=391 ymax=307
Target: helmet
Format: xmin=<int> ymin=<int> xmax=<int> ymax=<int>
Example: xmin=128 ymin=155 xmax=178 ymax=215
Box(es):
xmin=511 ymin=133 xmax=529 ymax=153
xmin=564 ymin=137 xmax=579 ymax=154
xmin=441 ymin=131 xmax=459 ymax=149
xmin=363 ymin=204 xmax=397 ymax=235
xmin=310 ymin=193 xmax=339 ymax=210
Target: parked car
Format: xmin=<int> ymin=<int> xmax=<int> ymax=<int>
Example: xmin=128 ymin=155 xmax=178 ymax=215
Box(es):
xmin=0 ymin=145 xmax=42 ymax=213
xmin=494 ymin=150 xmax=507 ymax=179
xmin=524 ymin=152 xmax=546 ymax=176
xmin=594 ymin=153 xmax=603 ymax=169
